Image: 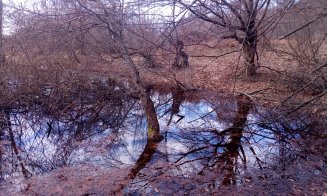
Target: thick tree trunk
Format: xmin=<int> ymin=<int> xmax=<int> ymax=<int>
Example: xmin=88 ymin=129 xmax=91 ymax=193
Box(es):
xmin=242 ymin=39 xmax=257 ymax=77
xmin=241 ymin=2 xmax=258 ymax=78
xmin=140 ymin=90 xmax=163 ymax=142
xmin=0 ymin=0 xmax=4 ymax=66
xmin=118 ymin=42 xmax=162 ymax=141
xmin=0 ymin=0 xmax=4 ymax=180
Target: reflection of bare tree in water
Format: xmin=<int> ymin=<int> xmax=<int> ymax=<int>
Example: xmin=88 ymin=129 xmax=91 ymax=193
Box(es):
xmin=47 ymin=91 xmax=136 ymax=168
xmin=113 ymin=125 xmax=162 ymax=194
xmin=0 ymin=110 xmax=31 ymax=179
xmin=121 ymin=93 xmax=253 ymax=192
xmin=167 ymin=86 xmax=185 ymax=126
xmin=1 ymin=85 xmax=325 ymax=194
xmin=219 ymin=94 xmax=252 ymax=186
xmin=173 ymin=94 xmax=253 ymax=188
xmin=129 ymin=140 xmax=161 ymax=179
xmin=113 ymin=87 xmax=185 ymax=194
xmin=0 ymin=80 xmax=139 ymax=175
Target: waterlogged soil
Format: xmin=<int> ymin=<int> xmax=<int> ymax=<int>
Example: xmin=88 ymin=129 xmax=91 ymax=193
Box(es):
xmin=0 ymin=88 xmax=326 ymax=195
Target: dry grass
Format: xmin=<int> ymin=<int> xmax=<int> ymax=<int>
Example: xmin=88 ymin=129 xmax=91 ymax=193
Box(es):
xmin=129 ymin=40 xmax=314 ymax=102
xmin=7 ymin=39 xmax=325 ymax=110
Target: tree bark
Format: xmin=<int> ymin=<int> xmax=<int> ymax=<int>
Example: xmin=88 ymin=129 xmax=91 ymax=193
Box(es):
xmin=0 ymin=0 xmax=4 ymax=66
xmin=140 ymin=90 xmax=163 ymax=142
xmin=0 ymin=0 xmax=4 ymax=180
xmin=88 ymin=0 xmax=163 ymax=142
xmin=119 ymin=41 xmax=162 ymax=141
xmin=243 ymin=40 xmax=257 ymax=77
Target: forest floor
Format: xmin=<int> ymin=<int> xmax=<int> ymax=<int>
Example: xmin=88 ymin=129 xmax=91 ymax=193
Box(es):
xmin=9 ymin=38 xmax=324 ymax=112
xmin=86 ymin=39 xmax=325 ymax=112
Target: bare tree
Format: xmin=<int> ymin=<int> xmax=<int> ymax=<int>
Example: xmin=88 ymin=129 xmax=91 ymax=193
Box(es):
xmin=6 ymin=0 xmax=167 ymax=141
xmin=65 ymin=0 xmax=164 ymax=141
xmin=0 ymin=0 xmax=3 ymax=66
xmin=178 ymin=0 xmax=273 ymax=77
xmin=274 ymin=0 xmax=327 ymax=114
xmin=0 ymin=0 xmax=4 ymax=181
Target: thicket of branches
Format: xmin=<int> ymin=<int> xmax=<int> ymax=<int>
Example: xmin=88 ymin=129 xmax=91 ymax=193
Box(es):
xmin=0 ymin=0 xmax=326 ymax=194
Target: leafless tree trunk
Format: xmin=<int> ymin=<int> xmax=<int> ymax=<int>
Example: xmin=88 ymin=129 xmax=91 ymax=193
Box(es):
xmin=118 ymin=41 xmax=163 ymax=141
xmin=0 ymin=0 xmax=4 ymax=181
xmin=67 ymin=0 xmax=163 ymax=141
xmin=242 ymin=25 xmax=258 ymax=77
xmin=179 ymin=0 xmax=273 ymax=77
xmin=0 ymin=0 xmax=4 ymax=66
xmin=171 ymin=0 xmax=189 ymax=69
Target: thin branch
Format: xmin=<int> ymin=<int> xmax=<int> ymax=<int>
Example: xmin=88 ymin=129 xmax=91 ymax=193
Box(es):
xmin=279 ymin=13 xmax=327 ymax=40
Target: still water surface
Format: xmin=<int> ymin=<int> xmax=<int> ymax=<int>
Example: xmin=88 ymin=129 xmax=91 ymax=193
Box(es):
xmin=0 ymin=88 xmax=325 ymax=195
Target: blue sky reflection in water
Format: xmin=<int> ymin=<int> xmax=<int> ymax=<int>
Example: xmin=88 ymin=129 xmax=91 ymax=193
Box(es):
xmin=0 ymin=90 xmax=325 ymax=195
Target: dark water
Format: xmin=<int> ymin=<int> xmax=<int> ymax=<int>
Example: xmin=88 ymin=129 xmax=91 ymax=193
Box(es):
xmin=0 ymin=85 xmax=326 ymax=195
